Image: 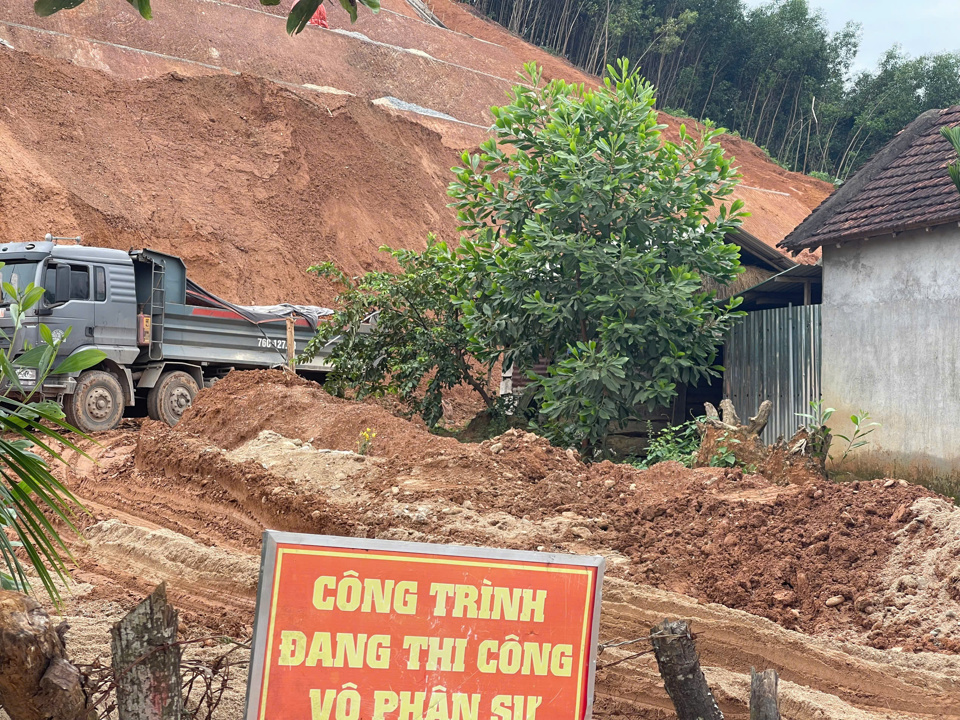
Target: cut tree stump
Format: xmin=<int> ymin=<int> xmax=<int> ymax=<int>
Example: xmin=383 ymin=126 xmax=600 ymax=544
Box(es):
xmin=695 ymin=400 xmax=771 ymax=469
xmin=650 ymin=619 xmax=723 ymax=720
xmin=111 ymin=583 xmax=182 ymax=720
xmin=695 ymin=399 xmax=830 ymax=484
xmin=0 ymin=590 xmax=94 ymax=720
xmin=750 ymin=668 xmax=780 ymax=720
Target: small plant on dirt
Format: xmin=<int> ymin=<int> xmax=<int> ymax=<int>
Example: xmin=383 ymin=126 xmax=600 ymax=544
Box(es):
xmin=796 ymin=398 xmax=835 ymax=459
xmin=356 ymin=428 xmax=376 ymax=456
xmin=709 ymin=433 xmax=740 ymax=468
xmin=796 ymin=400 xmax=880 ymax=465
xmin=632 ymin=419 xmax=701 ymax=469
xmin=797 ymin=399 xmax=834 ymax=429
xmin=834 ymin=410 xmax=880 ymax=464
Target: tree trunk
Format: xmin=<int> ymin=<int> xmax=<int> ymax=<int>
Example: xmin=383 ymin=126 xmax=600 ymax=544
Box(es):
xmin=650 ymin=619 xmax=724 ymax=720
xmin=111 ymin=583 xmax=182 ymax=720
xmin=750 ymin=668 xmax=780 ymax=720
xmin=0 ymin=591 xmax=94 ymax=720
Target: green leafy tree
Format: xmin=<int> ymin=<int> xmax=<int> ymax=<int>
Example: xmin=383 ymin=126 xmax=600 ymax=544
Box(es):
xmin=448 ymin=60 xmax=746 ymax=450
xmin=300 ymin=238 xmax=494 ymax=427
xmin=32 ymin=0 xmax=379 ymax=34
xmin=0 ymin=271 xmax=105 ymax=602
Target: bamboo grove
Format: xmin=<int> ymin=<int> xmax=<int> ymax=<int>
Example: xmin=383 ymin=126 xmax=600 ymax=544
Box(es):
xmin=468 ymin=0 xmax=960 ymax=181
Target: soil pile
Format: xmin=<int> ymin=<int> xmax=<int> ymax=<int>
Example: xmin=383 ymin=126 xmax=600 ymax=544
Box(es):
xmin=876 ymin=497 xmax=960 ymax=649
xmin=0 ymin=50 xmax=461 ymax=306
xmin=44 ymin=368 xmax=960 ymax=718
xmin=128 ymin=370 xmax=960 ymax=651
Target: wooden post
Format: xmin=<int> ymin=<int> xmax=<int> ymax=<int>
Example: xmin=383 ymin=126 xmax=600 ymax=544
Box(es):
xmin=111 ymin=583 xmax=182 ymax=720
xmin=0 ymin=590 xmax=94 ymax=720
xmin=650 ymin=619 xmax=723 ymax=720
xmin=750 ymin=668 xmax=780 ymax=720
xmin=286 ymin=316 xmax=296 ymax=371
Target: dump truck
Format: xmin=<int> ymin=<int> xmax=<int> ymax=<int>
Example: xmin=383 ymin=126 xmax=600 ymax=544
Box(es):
xmin=0 ymin=240 xmax=338 ymax=433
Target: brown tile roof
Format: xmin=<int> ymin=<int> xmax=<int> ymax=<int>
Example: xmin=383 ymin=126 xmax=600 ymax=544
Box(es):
xmin=780 ymin=106 xmax=960 ymax=252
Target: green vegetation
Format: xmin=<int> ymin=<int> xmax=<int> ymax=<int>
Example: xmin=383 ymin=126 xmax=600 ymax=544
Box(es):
xmin=356 ymin=427 xmax=376 ymax=455
xmin=308 ymin=61 xmax=746 ymax=452
xmin=32 ymin=0 xmax=379 ymax=33
xmin=631 ymin=419 xmax=701 ymax=469
xmin=941 ymin=125 xmax=960 ymax=195
xmin=471 ymin=0 xmax=960 ymax=180
xmin=796 ymin=399 xmax=880 ymax=465
xmin=709 ymin=434 xmax=740 ymax=468
xmin=809 ymin=170 xmax=841 ymax=186
xmin=833 ymin=410 xmax=880 ymax=464
xmin=0 ymin=270 xmax=105 ymax=602
xmin=449 ymin=60 xmax=745 ymax=451
xmin=300 ymin=238 xmax=492 ymax=429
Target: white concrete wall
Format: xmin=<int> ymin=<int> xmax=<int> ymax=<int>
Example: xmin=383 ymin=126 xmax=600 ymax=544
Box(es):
xmin=822 ymin=223 xmax=960 ymax=474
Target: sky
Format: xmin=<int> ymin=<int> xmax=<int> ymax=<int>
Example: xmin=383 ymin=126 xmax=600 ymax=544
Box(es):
xmin=742 ymin=0 xmax=960 ymax=73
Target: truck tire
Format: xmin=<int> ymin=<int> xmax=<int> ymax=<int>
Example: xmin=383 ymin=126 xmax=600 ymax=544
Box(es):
xmin=63 ymin=370 xmax=125 ymax=434
xmin=147 ymin=371 xmax=199 ymax=426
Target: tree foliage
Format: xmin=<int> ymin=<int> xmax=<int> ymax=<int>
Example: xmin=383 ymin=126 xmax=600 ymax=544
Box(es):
xmin=0 ymin=271 xmax=105 ymax=603
xmin=32 ymin=0 xmax=379 ymax=33
xmin=299 ymin=239 xmax=493 ymax=428
xmin=448 ymin=60 xmax=746 ymax=450
xmin=468 ymin=0 xmax=960 ymax=180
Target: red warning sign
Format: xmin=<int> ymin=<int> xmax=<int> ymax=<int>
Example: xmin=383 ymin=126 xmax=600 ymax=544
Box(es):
xmin=245 ymin=532 xmax=605 ymax=720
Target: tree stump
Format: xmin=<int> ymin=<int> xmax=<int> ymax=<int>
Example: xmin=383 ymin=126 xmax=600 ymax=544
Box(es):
xmin=694 ymin=399 xmax=831 ymax=483
xmin=111 ymin=583 xmax=182 ymax=720
xmin=0 ymin=590 xmax=94 ymax=720
xmin=649 ymin=619 xmax=723 ymax=720
xmin=750 ymin=668 xmax=780 ymax=720
xmin=761 ymin=426 xmax=832 ymax=484
xmin=694 ymin=399 xmax=771 ymax=469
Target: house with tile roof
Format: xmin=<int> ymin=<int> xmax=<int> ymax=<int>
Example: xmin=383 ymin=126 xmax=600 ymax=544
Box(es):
xmin=780 ymin=106 xmax=960 ymax=481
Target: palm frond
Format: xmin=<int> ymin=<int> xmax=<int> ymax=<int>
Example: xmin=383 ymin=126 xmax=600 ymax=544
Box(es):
xmin=940 ymin=125 xmax=960 ymax=195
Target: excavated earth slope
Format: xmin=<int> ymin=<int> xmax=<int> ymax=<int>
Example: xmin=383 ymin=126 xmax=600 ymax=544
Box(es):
xmin=0 ymin=0 xmax=830 ymax=297
xmin=0 ymin=49 xmax=462 ymax=306
xmin=35 ymin=370 xmax=960 ymax=720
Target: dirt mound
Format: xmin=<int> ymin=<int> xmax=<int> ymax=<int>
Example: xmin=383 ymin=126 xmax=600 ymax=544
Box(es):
xmin=422 ymin=0 xmax=832 ymax=253
xmin=178 ymin=369 xmax=448 ymax=455
xmin=873 ymin=497 xmax=960 ymax=650
xmin=172 ymin=371 xmax=953 ymax=650
xmin=45 ymin=370 xmax=960 ymax=717
xmin=0 ymin=50 xmax=461 ymax=306
xmin=603 ymin=470 xmax=939 ymax=646
xmin=0 ymin=0 xmax=831 ymax=276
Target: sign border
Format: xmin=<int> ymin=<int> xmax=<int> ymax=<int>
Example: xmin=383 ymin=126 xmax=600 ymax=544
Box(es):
xmin=244 ymin=530 xmax=605 ymax=720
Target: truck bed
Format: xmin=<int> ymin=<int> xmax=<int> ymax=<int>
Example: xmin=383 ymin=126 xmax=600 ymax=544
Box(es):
xmin=159 ymin=303 xmax=333 ymax=371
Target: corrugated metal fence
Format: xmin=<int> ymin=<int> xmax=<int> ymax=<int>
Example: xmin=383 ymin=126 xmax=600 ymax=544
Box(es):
xmin=724 ymin=305 xmax=821 ymax=444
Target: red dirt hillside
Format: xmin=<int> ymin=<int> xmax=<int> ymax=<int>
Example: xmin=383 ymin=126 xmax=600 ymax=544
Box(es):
xmin=0 ymin=0 xmax=829 ymax=304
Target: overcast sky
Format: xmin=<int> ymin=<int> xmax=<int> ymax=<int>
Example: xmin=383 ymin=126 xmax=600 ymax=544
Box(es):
xmin=742 ymin=0 xmax=960 ymax=73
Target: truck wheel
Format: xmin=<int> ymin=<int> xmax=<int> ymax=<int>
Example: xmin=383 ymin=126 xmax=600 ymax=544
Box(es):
xmin=147 ymin=371 xmax=199 ymax=426
xmin=63 ymin=370 xmax=124 ymax=434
